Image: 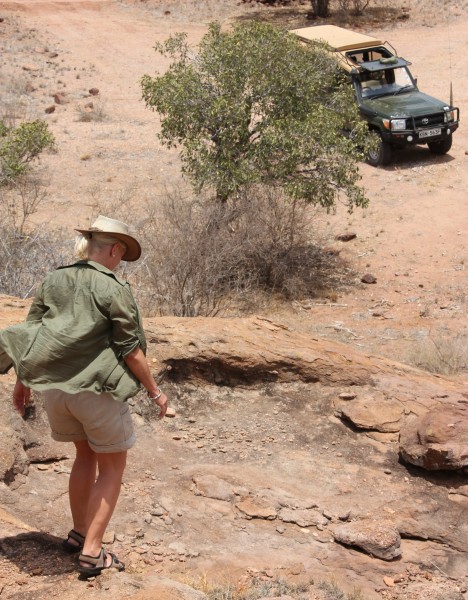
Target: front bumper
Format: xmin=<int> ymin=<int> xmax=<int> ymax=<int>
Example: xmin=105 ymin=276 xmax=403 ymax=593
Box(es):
xmin=381 ymin=121 xmax=459 ymax=145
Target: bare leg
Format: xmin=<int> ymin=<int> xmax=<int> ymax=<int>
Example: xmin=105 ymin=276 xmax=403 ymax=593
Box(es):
xmin=67 ymin=440 xmax=97 ymax=544
xmin=80 ymin=451 xmax=127 ymax=566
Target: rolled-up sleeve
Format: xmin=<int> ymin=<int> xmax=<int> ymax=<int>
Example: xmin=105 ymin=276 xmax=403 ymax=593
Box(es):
xmin=110 ymin=285 xmax=146 ymax=358
xmin=26 ymin=282 xmax=47 ymax=322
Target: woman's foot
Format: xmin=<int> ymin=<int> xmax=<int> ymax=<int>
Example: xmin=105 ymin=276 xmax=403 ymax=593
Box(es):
xmin=78 ymin=548 xmax=125 ymax=576
xmin=62 ymin=529 xmax=85 ymax=554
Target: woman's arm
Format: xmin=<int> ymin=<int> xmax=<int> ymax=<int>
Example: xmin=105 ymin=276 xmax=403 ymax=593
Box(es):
xmin=123 ymin=347 xmax=167 ymax=418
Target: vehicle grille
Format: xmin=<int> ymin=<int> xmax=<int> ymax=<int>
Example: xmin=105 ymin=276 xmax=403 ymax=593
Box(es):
xmin=414 ymin=112 xmax=445 ymax=128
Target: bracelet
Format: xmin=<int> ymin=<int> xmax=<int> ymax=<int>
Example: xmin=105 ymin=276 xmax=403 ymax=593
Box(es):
xmin=147 ymin=389 xmax=162 ymax=401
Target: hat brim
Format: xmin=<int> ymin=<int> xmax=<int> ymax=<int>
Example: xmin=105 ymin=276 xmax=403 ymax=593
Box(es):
xmin=75 ymin=229 xmax=141 ymax=262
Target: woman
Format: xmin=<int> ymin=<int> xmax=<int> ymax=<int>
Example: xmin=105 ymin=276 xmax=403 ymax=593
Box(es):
xmin=0 ymin=215 xmax=167 ymax=576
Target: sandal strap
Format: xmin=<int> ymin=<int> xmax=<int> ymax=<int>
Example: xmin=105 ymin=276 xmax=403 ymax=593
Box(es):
xmin=107 ymin=551 xmax=124 ymax=570
xmin=67 ymin=529 xmax=85 ymax=544
xmin=79 ymin=548 xmax=105 ymax=568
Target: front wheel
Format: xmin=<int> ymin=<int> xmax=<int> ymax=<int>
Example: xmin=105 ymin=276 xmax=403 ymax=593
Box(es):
xmin=428 ymin=136 xmax=452 ymax=155
xmin=367 ymin=134 xmax=392 ymax=167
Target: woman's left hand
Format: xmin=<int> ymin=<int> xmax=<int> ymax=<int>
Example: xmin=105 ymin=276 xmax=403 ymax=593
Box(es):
xmin=13 ymin=378 xmax=31 ymax=416
xmin=153 ymin=392 xmax=168 ymax=419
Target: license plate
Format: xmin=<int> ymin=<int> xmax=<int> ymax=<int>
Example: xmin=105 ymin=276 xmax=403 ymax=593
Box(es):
xmin=419 ymin=128 xmax=441 ymax=139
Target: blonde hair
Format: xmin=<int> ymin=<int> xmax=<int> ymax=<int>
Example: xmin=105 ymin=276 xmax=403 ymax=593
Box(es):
xmin=74 ymin=232 xmax=127 ymax=260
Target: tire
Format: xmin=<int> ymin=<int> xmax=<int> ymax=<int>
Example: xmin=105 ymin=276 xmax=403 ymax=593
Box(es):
xmin=367 ymin=134 xmax=392 ymax=167
xmin=428 ymin=136 xmax=452 ymax=155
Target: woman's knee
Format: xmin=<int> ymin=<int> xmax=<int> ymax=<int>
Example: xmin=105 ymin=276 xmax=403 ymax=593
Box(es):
xmin=97 ymin=451 xmax=127 ymax=476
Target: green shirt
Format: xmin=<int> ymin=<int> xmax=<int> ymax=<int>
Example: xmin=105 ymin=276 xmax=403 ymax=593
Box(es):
xmin=0 ymin=261 xmax=146 ymax=401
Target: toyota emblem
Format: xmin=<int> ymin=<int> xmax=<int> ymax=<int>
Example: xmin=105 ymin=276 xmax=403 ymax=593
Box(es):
xmin=422 ymin=118 xmax=429 ymax=125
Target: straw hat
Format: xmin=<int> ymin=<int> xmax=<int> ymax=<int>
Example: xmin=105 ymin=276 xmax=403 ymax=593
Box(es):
xmin=75 ymin=215 xmax=141 ymax=262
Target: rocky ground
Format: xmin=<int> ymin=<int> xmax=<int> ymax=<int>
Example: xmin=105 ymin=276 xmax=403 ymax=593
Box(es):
xmin=1 ymin=314 xmax=467 ymax=600
xmin=0 ymin=0 xmax=467 ymax=599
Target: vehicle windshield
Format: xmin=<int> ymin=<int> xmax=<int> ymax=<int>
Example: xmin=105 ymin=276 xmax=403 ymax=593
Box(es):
xmin=357 ymin=66 xmax=416 ymax=99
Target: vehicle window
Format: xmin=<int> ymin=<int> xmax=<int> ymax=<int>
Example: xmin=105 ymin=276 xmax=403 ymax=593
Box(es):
xmin=358 ymin=67 xmax=415 ymax=98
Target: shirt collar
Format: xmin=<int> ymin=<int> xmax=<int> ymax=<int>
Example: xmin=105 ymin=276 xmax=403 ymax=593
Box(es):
xmin=59 ymin=260 xmax=127 ymax=286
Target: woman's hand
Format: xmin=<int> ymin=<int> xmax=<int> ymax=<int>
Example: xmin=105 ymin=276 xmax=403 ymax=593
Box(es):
xmin=124 ymin=347 xmax=169 ymax=419
xmin=13 ymin=378 xmax=31 ymax=416
xmin=147 ymin=389 xmax=168 ymax=419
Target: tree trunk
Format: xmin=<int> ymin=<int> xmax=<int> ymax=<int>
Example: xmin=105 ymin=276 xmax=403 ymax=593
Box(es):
xmin=310 ymin=0 xmax=330 ymax=18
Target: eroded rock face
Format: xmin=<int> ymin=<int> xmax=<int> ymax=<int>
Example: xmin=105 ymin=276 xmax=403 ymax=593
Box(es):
xmin=0 ymin=391 xmax=29 ymax=482
xmin=143 ymin=316 xmax=468 ymax=472
xmin=333 ymin=519 xmax=402 ymax=561
xmin=399 ymin=406 xmax=468 ymax=471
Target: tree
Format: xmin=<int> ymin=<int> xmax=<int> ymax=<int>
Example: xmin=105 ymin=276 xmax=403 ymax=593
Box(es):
xmin=141 ymin=21 xmax=369 ymax=210
xmin=310 ymin=0 xmax=330 ymax=18
xmin=0 ymin=120 xmax=55 ymax=186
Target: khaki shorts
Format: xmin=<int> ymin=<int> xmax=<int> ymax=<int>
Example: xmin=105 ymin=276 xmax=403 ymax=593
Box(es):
xmin=43 ymin=389 xmax=136 ymax=453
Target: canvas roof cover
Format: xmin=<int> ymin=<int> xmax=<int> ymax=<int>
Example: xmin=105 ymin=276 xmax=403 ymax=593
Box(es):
xmin=290 ymin=25 xmax=382 ymax=52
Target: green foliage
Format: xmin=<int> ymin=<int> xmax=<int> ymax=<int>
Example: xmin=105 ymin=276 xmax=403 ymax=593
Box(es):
xmin=142 ymin=21 xmax=369 ymax=210
xmin=0 ymin=120 xmax=55 ymax=185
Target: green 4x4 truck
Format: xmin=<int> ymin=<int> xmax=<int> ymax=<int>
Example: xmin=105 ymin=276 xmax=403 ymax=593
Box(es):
xmin=291 ymin=25 xmax=460 ymax=166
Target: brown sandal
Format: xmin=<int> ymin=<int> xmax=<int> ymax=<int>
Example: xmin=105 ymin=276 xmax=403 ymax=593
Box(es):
xmin=78 ymin=548 xmax=125 ymax=576
xmin=62 ymin=529 xmax=85 ymax=554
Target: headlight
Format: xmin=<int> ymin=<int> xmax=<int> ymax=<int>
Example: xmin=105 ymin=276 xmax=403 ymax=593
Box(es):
xmin=444 ymin=109 xmax=455 ymax=122
xmin=391 ymin=119 xmax=407 ymax=131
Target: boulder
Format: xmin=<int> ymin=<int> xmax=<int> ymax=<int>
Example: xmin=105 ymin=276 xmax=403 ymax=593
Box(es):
xmin=333 ymin=519 xmax=401 ymax=561
xmin=52 ymin=92 xmax=68 ymax=104
xmin=399 ymin=405 xmax=468 ymax=471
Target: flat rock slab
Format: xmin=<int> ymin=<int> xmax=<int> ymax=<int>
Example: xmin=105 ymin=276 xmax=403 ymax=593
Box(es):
xmin=334 ymin=392 xmax=403 ymax=433
xmin=192 ymin=474 xmax=236 ymax=502
xmin=278 ymin=507 xmax=328 ymax=528
xmin=236 ymin=497 xmax=277 ymax=520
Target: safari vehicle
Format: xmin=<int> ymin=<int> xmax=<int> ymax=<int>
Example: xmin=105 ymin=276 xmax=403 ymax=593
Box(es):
xmin=290 ymin=25 xmax=460 ymax=166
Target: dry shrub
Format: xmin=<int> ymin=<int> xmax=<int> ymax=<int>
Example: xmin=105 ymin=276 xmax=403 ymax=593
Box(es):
xmin=63 ymin=187 xmax=354 ymax=317
xmin=75 ymin=101 xmax=108 ymax=122
xmin=186 ymin=574 xmax=314 ymax=600
xmin=407 ymin=329 xmax=468 ymax=376
xmin=140 ymin=189 xmax=253 ymax=317
xmin=1 ymin=174 xmax=49 ymax=234
xmin=0 ymin=79 xmax=37 ymax=129
xmin=337 ymin=0 xmax=370 ymax=16
xmin=0 ymin=225 xmax=69 ymax=299
xmin=319 ymin=580 xmax=365 ymax=600
xmin=136 ymin=186 xmax=354 ymax=316
xmin=0 ymin=174 xmax=69 ymax=298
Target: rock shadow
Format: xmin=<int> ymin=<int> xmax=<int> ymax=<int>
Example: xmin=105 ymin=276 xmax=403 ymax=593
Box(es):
xmin=0 ymin=531 xmax=77 ymax=576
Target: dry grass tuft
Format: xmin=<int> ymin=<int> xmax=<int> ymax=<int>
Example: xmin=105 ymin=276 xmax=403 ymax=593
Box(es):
xmin=319 ymin=579 xmax=365 ymax=600
xmin=183 ymin=573 xmax=318 ymax=600
xmin=75 ymin=101 xmax=108 ymax=122
xmin=407 ymin=329 xmax=468 ymax=376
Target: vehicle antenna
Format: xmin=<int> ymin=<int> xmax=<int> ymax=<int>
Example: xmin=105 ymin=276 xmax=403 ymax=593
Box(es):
xmin=447 ymin=9 xmax=454 ymax=105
